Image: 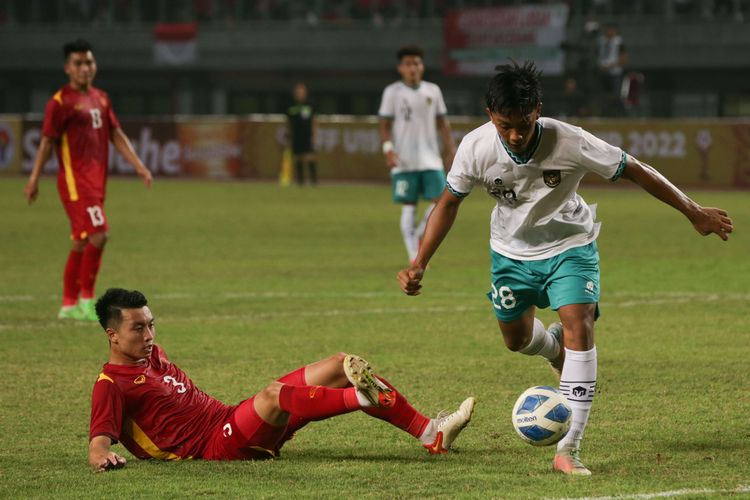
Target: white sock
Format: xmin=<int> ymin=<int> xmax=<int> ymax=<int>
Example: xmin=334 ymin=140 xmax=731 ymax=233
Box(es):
xmin=400 ymin=204 xmax=418 ymax=261
xmin=414 ymin=203 xmax=436 ymax=241
xmin=518 ymin=318 xmax=560 ymax=361
xmin=557 ymin=346 xmax=597 ymax=451
xmin=355 ymin=390 xmax=374 ymax=408
xmin=418 ymin=419 xmax=437 ymax=444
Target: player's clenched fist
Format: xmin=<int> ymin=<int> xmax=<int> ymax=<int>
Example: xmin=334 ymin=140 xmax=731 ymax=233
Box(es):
xmin=91 ymin=452 xmax=126 ymax=473
xmin=397 ymin=266 xmax=425 ymax=295
xmin=690 ymin=207 xmax=733 ymax=241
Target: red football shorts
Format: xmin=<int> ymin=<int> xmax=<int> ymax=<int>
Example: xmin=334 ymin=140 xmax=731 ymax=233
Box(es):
xmin=205 ymin=397 xmax=288 ymax=460
xmin=203 ymin=367 xmax=308 ymax=460
xmin=62 ymin=198 xmax=109 ymax=241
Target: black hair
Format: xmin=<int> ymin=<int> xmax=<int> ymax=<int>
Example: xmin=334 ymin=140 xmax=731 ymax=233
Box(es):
xmin=95 ymin=288 xmax=148 ymax=329
xmin=397 ymin=44 xmax=424 ymax=61
xmin=485 ymin=60 xmax=543 ymax=116
xmin=63 ymin=38 xmax=93 ymax=59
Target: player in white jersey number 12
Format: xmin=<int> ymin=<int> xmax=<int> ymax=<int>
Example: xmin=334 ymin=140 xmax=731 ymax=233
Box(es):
xmin=379 ymin=45 xmax=456 ymax=264
xmin=397 ymin=60 xmax=733 ymax=476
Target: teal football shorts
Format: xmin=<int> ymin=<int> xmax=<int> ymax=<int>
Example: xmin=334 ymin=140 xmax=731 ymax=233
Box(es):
xmin=486 ymin=241 xmax=601 ymax=322
xmin=391 ymin=170 xmax=446 ymax=203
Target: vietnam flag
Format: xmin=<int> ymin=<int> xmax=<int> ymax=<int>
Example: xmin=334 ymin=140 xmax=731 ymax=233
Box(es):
xmin=153 ymin=22 xmax=198 ymax=65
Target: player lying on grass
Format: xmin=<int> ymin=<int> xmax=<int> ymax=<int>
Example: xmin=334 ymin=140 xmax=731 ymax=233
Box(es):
xmin=397 ymin=60 xmax=733 ymax=476
xmin=88 ymin=288 xmax=475 ymax=472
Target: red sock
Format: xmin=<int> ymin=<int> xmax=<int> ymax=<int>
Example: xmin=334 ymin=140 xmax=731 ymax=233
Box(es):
xmin=274 ymin=367 xmax=311 ymax=446
xmin=278 ymin=384 xmax=360 ymax=421
xmin=79 ymin=243 xmax=104 ymax=299
xmin=62 ymin=250 xmax=83 ymax=306
xmin=277 ymin=367 xmax=306 ymax=386
xmin=362 ymin=377 xmax=431 ymax=438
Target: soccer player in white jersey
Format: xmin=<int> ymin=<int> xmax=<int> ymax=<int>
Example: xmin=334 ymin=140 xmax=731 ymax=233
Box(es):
xmin=379 ymin=45 xmax=456 ymax=263
xmin=397 ymin=61 xmax=733 ymax=475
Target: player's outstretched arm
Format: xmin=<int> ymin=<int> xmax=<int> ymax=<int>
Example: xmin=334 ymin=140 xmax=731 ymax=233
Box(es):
xmin=620 ymin=156 xmax=734 ymax=240
xmin=397 ymin=189 xmax=463 ymax=295
xmin=88 ymin=435 xmax=126 ymax=473
xmin=111 ymin=128 xmax=153 ymax=188
xmin=24 ymin=136 xmax=55 ymax=204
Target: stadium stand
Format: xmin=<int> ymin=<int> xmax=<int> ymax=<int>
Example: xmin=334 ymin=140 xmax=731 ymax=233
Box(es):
xmin=1 ymin=0 xmax=749 ymax=117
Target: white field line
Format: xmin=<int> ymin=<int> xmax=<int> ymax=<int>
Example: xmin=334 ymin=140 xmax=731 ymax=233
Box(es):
xmin=0 ymin=295 xmax=35 ymax=302
xmin=0 ymin=305 xmax=485 ymax=331
xmin=175 ymin=305 xmax=486 ymax=323
xmin=1 ymin=290 xmax=749 ymax=303
xmin=549 ymin=484 xmax=750 ymax=500
xmin=0 ymin=292 xmax=750 ymax=331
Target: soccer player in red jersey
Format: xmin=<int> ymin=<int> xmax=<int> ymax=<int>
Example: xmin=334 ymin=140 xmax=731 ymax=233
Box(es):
xmin=23 ymin=39 xmax=152 ymax=321
xmin=88 ymin=288 xmax=475 ymax=472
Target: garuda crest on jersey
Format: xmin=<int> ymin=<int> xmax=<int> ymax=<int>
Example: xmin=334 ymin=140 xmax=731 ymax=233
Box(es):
xmin=543 ymin=170 xmax=561 ymax=188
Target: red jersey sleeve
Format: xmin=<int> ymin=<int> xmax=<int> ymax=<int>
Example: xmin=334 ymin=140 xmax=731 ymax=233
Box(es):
xmin=41 ymin=94 xmax=65 ymax=139
xmin=90 ymin=373 xmax=124 ymax=443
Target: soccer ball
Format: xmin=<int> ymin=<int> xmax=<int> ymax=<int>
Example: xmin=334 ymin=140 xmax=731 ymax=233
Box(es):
xmin=511 ymin=386 xmax=571 ymax=446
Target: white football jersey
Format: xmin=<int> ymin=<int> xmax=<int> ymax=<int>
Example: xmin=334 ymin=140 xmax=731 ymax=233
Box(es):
xmin=446 ymin=117 xmax=626 ymax=260
xmin=378 ymin=80 xmax=448 ymax=173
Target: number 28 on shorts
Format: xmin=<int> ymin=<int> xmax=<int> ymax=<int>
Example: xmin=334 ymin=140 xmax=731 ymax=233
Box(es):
xmin=490 ymin=283 xmax=517 ymax=310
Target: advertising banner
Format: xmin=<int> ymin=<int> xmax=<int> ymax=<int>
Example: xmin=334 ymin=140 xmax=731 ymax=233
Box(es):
xmin=178 ymin=118 xmax=241 ymax=178
xmin=13 ymin=114 xmax=750 ymax=188
xmin=443 ymin=4 xmax=569 ymax=76
xmin=0 ymin=115 xmax=22 ymax=176
xmin=571 ymin=120 xmax=750 ymax=188
xmin=20 ymin=117 xmax=180 ymax=176
xmin=237 ymin=117 xmax=392 ymax=181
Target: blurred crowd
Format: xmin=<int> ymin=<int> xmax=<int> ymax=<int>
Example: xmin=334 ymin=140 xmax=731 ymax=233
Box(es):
xmin=580 ymin=0 xmax=750 ymax=20
xmin=3 ymin=0 xmax=748 ymax=26
xmin=559 ymin=21 xmax=639 ymax=118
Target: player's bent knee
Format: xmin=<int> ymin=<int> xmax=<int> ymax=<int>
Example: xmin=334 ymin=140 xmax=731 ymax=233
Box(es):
xmin=567 ymin=318 xmax=593 ymax=334
xmin=90 ymin=232 xmax=108 ymax=248
xmin=330 ymin=352 xmax=348 ymax=377
xmin=559 ymin=306 xmax=596 ymax=349
xmin=502 ymin=334 xmax=530 ymax=352
xmin=253 ymin=382 xmax=290 ymax=426
xmin=498 ymin=323 xmax=532 ymax=352
xmin=258 ymin=382 xmax=284 ymax=408
xmin=561 ymin=312 xmax=595 ymax=335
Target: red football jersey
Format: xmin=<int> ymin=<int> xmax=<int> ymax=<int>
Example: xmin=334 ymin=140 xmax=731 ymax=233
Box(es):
xmin=42 ymin=84 xmax=120 ymax=202
xmin=89 ymin=344 xmax=235 ymax=460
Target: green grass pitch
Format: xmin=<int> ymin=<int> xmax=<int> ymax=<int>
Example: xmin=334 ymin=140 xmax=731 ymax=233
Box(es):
xmin=1 ymin=177 xmax=748 ymax=499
